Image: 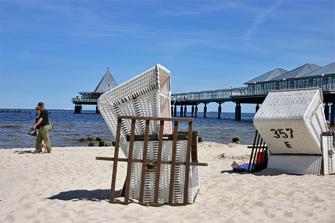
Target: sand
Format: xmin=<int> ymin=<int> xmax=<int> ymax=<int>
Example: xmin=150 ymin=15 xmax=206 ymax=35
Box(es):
xmin=1 ymin=142 xmax=335 ymax=223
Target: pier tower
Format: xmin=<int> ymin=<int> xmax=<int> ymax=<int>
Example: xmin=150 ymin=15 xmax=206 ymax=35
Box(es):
xmin=72 ymin=68 xmax=117 ymax=113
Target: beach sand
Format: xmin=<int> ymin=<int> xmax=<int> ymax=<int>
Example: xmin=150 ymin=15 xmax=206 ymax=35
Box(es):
xmin=1 ymin=142 xmax=335 ymax=223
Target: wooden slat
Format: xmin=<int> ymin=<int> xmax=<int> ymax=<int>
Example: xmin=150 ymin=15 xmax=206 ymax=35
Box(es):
xmin=251 ymin=137 xmax=263 ymax=171
xmin=169 ymin=121 xmax=179 ymax=205
xmin=96 ymin=157 xmax=208 ymax=166
xmin=124 ymin=119 xmax=136 ymax=204
xmin=255 ymin=142 xmax=267 ymax=169
xmin=248 ymin=131 xmax=259 ymax=172
xmin=126 ymin=133 xmax=189 ymax=141
xmin=119 ymin=115 xmax=192 ymax=122
xmin=139 ymin=120 xmax=150 ymax=204
xmin=183 ymin=121 xmax=192 ymax=205
xmin=154 ymin=120 xmax=164 ymax=204
xmin=247 ymin=145 xmax=267 ymax=149
xmin=110 ymin=118 xmax=122 ymax=202
xmin=191 ymin=131 xmax=198 ymax=162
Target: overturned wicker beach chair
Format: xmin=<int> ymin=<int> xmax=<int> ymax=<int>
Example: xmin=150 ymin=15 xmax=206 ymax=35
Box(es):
xmin=96 ymin=65 xmax=207 ymax=206
xmin=253 ymin=88 xmax=335 ymax=175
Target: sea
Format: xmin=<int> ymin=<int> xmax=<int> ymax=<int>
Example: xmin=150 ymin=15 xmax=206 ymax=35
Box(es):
xmin=0 ymin=109 xmax=256 ymax=148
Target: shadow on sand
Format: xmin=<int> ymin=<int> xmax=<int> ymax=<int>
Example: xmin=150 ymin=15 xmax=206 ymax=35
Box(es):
xmin=48 ymin=189 xmax=122 ymax=202
xmin=14 ymin=150 xmax=33 ymax=154
xmin=221 ymin=168 xmax=296 ymax=176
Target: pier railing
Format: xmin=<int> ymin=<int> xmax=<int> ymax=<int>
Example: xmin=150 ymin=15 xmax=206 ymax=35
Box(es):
xmin=172 ymin=87 xmax=247 ymax=102
xmin=172 ymin=77 xmax=335 ymax=103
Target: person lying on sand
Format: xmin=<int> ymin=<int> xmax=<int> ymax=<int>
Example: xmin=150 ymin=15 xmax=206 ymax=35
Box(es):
xmin=231 ymin=161 xmax=250 ymax=172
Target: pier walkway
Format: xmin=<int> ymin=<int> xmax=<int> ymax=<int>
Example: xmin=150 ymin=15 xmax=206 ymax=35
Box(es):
xmin=171 ymin=62 xmax=335 ymax=123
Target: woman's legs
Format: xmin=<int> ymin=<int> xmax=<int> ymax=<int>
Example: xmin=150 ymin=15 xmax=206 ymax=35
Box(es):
xmin=34 ymin=130 xmax=43 ymax=153
xmin=39 ymin=126 xmax=51 ymax=153
xmin=39 ymin=140 xmax=46 ymax=152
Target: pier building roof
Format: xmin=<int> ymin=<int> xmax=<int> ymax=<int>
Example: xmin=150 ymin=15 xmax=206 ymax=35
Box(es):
xmin=245 ymin=68 xmax=287 ymax=84
xmin=94 ymin=69 xmax=118 ymax=93
xmin=272 ymin=63 xmax=320 ymax=81
xmin=302 ymin=62 xmax=335 ymax=77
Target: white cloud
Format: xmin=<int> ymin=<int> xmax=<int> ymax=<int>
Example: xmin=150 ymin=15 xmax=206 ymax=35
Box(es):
xmin=244 ymin=0 xmax=282 ymax=50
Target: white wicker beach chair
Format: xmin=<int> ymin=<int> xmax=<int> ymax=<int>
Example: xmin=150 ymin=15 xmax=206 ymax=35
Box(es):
xmin=97 ymin=64 xmax=200 ymax=205
xmin=254 ymin=88 xmax=335 ymax=175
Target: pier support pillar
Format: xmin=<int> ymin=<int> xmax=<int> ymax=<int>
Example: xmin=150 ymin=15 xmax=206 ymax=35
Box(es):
xmin=256 ymin=103 xmax=260 ymax=112
xmin=96 ymin=106 xmax=100 ymax=114
xmin=218 ymin=102 xmax=222 ymax=119
xmin=180 ymin=105 xmax=184 ymax=117
xmin=74 ymin=105 xmax=82 ymax=114
xmin=195 ymin=105 xmax=198 ymax=118
xmin=191 ymin=105 xmax=195 ymax=117
xmin=331 ymin=103 xmax=335 ymax=125
xmin=204 ymin=103 xmax=208 ymax=118
xmin=325 ymin=103 xmax=329 ymax=121
xmin=184 ymin=105 xmax=187 ymax=117
xmin=235 ymin=103 xmax=241 ymax=121
xmin=174 ymin=105 xmax=177 ymax=117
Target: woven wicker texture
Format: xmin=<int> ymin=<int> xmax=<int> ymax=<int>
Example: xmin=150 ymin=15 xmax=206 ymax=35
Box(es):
xmin=254 ymin=88 xmax=327 ymax=155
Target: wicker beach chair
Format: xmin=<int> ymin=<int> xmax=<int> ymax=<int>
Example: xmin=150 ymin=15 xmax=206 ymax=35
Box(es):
xmin=96 ymin=65 xmax=206 ymax=205
xmin=253 ymin=88 xmax=335 ymax=175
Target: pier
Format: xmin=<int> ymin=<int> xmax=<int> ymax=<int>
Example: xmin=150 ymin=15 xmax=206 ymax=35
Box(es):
xmin=72 ymin=68 xmax=117 ymax=114
xmin=72 ymin=62 xmax=335 ymax=122
xmin=172 ymin=62 xmax=335 ymax=124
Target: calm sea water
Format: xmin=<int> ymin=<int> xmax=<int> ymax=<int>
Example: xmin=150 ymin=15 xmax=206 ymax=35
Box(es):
xmin=0 ymin=109 xmax=256 ymax=148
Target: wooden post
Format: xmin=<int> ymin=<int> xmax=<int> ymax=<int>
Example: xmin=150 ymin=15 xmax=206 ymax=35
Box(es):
xmin=110 ymin=118 xmax=122 ymax=202
xmin=169 ymin=121 xmax=179 ymax=205
xmin=195 ymin=105 xmax=198 ymax=118
xmin=180 ymin=105 xmax=183 ymax=117
xmin=171 ymin=106 xmax=174 ymax=117
xmin=174 ymin=105 xmax=177 ymax=117
xmin=325 ymin=103 xmax=329 ymax=121
xmin=203 ymin=103 xmax=207 ymax=118
xmin=74 ymin=105 xmax=82 ymax=114
xmin=154 ymin=120 xmax=164 ymax=204
xmin=183 ymin=121 xmax=192 ymax=205
xmin=235 ymin=103 xmax=241 ymax=121
xmin=191 ymin=105 xmax=195 ymax=117
xmin=184 ymin=105 xmax=187 ymax=117
xmin=124 ymin=119 xmax=136 ymax=204
xmin=217 ymin=102 xmax=222 ymax=119
xmin=139 ymin=120 xmax=150 ymax=204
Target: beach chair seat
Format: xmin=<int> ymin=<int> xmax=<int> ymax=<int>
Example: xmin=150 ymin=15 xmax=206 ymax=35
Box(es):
xmin=253 ymin=88 xmax=335 ymax=175
xmin=96 ymin=65 xmax=206 ymax=205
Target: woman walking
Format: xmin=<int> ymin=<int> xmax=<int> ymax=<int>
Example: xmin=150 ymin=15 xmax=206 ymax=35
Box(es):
xmin=32 ymin=102 xmax=52 ymax=153
xmin=32 ymin=107 xmax=46 ymax=153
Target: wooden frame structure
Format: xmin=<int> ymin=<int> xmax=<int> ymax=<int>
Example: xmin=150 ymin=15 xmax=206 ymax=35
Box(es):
xmin=248 ymin=131 xmax=268 ymax=172
xmin=96 ymin=116 xmax=207 ymax=206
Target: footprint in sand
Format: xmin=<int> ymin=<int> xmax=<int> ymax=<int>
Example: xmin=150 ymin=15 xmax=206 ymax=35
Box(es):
xmin=22 ymin=202 xmax=33 ymax=209
xmin=264 ymin=209 xmax=275 ymax=218
xmin=3 ymin=215 xmax=15 ymax=223
xmin=254 ymin=201 xmax=264 ymax=207
xmin=284 ymin=211 xmax=293 ymax=218
xmin=312 ymin=197 xmax=324 ymax=203
xmin=241 ymin=209 xmax=251 ymax=215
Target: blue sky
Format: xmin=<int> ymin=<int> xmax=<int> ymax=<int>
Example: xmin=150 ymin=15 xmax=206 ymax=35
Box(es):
xmin=0 ymin=0 xmax=334 ymax=112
